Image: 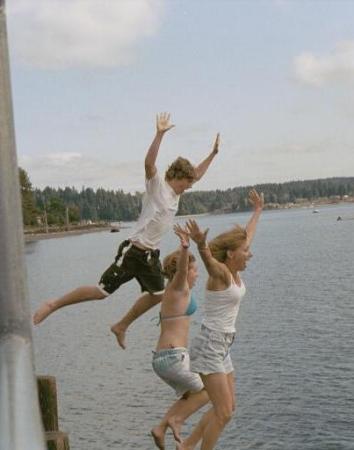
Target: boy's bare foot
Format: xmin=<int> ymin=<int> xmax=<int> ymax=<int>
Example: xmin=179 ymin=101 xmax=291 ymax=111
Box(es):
xmin=110 ymin=323 xmax=127 ymax=349
xmin=151 ymin=426 xmax=165 ymax=449
xmin=33 ymin=301 xmax=55 ymax=325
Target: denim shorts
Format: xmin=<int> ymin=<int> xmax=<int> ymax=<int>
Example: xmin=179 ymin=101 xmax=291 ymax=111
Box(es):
xmin=98 ymin=240 xmax=165 ymax=296
xmin=190 ymin=325 xmax=235 ymax=375
xmin=152 ymin=347 xmax=204 ymax=398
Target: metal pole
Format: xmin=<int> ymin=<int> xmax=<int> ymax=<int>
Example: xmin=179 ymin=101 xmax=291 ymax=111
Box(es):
xmin=0 ymin=1 xmax=46 ymax=449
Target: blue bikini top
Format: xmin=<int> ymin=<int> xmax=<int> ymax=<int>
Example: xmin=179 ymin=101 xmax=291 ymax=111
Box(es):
xmin=160 ymin=292 xmax=197 ymax=321
xmin=184 ymin=292 xmax=197 ymax=316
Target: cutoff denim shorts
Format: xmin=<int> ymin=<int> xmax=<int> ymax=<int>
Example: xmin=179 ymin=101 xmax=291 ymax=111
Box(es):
xmin=152 ymin=347 xmax=204 ymax=398
xmin=190 ymin=325 xmax=235 ymax=375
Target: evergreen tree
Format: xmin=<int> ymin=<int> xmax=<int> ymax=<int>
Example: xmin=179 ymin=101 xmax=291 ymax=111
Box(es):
xmin=22 ymin=173 xmax=354 ymax=227
xmin=19 ymin=167 xmax=38 ymax=225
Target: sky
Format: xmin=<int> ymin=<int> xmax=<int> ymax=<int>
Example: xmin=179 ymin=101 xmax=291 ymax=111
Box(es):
xmin=6 ymin=0 xmax=354 ymax=193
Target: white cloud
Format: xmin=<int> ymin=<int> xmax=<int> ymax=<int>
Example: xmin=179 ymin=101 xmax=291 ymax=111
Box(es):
xmin=272 ymin=0 xmax=292 ymax=9
xmin=19 ymin=152 xmax=145 ymax=192
xmin=8 ymin=0 xmax=164 ymax=69
xmin=294 ymin=41 xmax=354 ymax=87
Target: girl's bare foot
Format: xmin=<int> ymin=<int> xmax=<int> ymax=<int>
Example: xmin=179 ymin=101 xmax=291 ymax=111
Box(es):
xmin=110 ymin=323 xmax=127 ymax=349
xmin=33 ymin=301 xmax=55 ymax=325
xmin=151 ymin=426 xmax=165 ymax=449
xmin=175 ymin=434 xmax=196 ymax=450
xmin=176 ymin=441 xmax=192 ymax=450
xmin=167 ymin=417 xmax=182 ymax=443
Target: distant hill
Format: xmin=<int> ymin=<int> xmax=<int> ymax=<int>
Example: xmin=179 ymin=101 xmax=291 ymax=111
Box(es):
xmin=20 ymin=168 xmax=354 ymax=226
xmin=177 ymin=177 xmax=354 ymax=215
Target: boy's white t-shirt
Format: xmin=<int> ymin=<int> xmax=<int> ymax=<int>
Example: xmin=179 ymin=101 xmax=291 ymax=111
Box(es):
xmin=129 ymin=172 xmax=180 ymax=250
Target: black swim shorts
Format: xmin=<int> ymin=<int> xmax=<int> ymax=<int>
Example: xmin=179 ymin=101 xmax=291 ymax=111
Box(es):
xmin=98 ymin=240 xmax=165 ymax=296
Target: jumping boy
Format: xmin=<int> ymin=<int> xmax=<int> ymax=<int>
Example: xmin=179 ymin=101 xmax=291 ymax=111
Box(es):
xmin=33 ymin=112 xmax=219 ymax=349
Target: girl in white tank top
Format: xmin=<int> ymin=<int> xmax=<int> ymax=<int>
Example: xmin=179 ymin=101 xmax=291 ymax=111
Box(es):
xmin=203 ymin=274 xmax=246 ymax=333
xmin=178 ymin=188 xmax=264 ymax=450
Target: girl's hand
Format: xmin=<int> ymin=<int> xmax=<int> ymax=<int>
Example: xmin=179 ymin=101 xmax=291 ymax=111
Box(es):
xmin=174 ymin=224 xmax=190 ymax=248
xmin=248 ymin=189 xmax=264 ymax=211
xmin=186 ymin=219 xmax=209 ymax=246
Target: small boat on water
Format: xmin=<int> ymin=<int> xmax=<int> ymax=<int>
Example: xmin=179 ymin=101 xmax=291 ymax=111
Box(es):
xmin=110 ymin=225 xmax=120 ymax=233
xmin=312 ymin=209 xmax=319 ymax=213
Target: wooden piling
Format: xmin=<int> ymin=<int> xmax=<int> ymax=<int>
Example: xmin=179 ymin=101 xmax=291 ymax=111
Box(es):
xmin=46 ymin=432 xmax=70 ymax=450
xmin=37 ymin=376 xmax=70 ymax=450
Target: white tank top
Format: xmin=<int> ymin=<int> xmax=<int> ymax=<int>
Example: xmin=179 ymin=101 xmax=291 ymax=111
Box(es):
xmin=202 ymin=275 xmax=246 ymax=333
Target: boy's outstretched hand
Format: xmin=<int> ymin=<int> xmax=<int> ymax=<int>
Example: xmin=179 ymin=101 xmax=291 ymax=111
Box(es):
xmin=156 ymin=112 xmax=175 ymax=134
xmin=212 ymin=133 xmax=220 ymax=155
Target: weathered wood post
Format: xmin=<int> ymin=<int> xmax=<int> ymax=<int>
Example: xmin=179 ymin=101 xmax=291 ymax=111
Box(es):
xmin=37 ymin=376 xmax=70 ymax=450
xmin=0 ymin=1 xmax=46 ymax=449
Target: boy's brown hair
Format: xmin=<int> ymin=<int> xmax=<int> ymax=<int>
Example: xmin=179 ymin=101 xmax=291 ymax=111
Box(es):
xmin=165 ymin=157 xmax=196 ymax=181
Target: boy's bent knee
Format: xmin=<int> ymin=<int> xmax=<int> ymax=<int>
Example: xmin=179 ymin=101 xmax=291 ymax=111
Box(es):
xmin=145 ymin=292 xmax=163 ymax=306
xmin=95 ymin=286 xmax=110 ymax=300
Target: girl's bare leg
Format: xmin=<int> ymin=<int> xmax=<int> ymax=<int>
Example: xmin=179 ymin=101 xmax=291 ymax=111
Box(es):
xmin=151 ymin=389 xmax=209 ymax=449
xmin=180 ymin=372 xmax=235 ymax=450
xmin=227 ymin=371 xmax=236 ymax=412
xmin=33 ymin=285 xmax=106 ymax=325
xmin=111 ymin=292 xmax=163 ymax=349
xmin=176 ymin=407 xmax=214 ymax=450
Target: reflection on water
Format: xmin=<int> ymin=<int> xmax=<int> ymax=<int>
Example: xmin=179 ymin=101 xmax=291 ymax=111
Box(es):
xmin=27 ymin=204 xmax=354 ymax=449
xmin=24 ymin=241 xmax=40 ymax=255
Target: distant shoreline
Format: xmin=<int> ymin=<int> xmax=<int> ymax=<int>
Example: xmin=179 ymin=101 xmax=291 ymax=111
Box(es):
xmin=24 ymin=225 xmax=112 ymax=242
xmin=24 ymin=199 xmax=354 ymax=242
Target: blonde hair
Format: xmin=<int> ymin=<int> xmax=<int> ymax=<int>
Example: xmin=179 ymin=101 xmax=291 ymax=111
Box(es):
xmin=165 ymin=157 xmax=196 ymax=181
xmin=163 ymin=250 xmax=196 ymax=281
xmin=208 ymin=225 xmax=248 ymax=263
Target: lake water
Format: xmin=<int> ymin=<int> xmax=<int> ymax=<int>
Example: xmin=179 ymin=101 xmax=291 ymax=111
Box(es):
xmin=26 ymin=204 xmax=354 ymax=450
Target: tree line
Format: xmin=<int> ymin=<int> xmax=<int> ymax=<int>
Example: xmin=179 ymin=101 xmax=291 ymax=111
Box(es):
xmin=19 ymin=167 xmax=354 ymax=227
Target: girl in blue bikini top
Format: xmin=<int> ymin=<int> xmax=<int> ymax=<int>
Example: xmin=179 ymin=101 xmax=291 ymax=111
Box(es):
xmin=159 ymin=292 xmax=197 ymax=321
xmin=151 ymin=225 xmax=208 ymax=448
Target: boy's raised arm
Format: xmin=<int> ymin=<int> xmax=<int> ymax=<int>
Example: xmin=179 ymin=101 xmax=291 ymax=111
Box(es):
xmin=145 ymin=112 xmax=175 ymax=179
xmin=193 ymin=133 xmax=220 ymax=182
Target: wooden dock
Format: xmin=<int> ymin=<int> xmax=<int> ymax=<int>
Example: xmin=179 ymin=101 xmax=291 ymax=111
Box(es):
xmin=37 ymin=376 xmax=70 ymax=450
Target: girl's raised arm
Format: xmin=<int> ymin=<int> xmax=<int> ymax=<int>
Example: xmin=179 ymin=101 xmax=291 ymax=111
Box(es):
xmin=171 ymin=224 xmax=191 ymax=290
xmin=245 ymin=189 xmax=264 ymax=244
xmin=186 ymin=219 xmax=224 ymax=279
